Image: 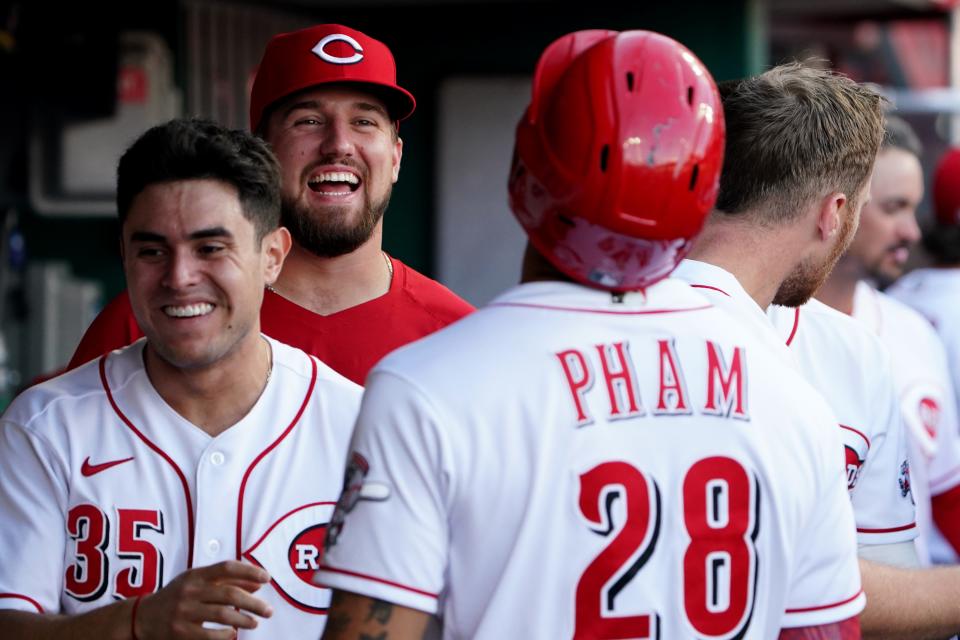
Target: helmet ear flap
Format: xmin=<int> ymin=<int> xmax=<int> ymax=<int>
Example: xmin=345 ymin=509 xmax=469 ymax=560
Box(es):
xmin=509 ymin=30 xmax=726 ymax=291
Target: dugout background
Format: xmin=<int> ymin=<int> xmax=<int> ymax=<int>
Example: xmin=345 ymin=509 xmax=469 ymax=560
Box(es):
xmin=0 ymin=0 xmax=954 ymax=395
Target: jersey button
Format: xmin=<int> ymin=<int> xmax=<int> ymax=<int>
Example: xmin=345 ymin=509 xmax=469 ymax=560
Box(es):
xmin=207 ymin=539 xmax=221 ymax=555
xmin=210 ymin=452 xmax=225 ymax=466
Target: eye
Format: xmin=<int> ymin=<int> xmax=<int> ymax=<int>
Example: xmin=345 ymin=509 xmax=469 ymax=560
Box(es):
xmin=293 ymin=116 xmax=322 ymax=127
xmin=136 ymin=247 xmax=165 ymax=259
xmin=198 ymin=244 xmax=225 ymax=256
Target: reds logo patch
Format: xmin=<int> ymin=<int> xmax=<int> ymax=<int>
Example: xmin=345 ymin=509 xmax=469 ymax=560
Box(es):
xmin=919 ymin=397 xmax=941 ymax=439
xmin=243 ymin=503 xmax=335 ymax=613
xmin=325 ymin=452 xmax=390 ymax=552
xmin=845 ymin=445 xmax=864 ymax=490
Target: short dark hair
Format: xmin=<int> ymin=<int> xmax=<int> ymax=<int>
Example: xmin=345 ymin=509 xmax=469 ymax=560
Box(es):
xmin=117 ymin=118 xmax=281 ymax=241
xmin=716 ymin=62 xmax=885 ymax=225
xmin=881 ymin=114 xmax=922 ymax=156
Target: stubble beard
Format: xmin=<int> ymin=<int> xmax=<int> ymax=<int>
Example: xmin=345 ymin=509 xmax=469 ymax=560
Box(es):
xmin=282 ymin=187 xmax=392 ymax=259
xmin=773 ymin=208 xmax=857 ymax=308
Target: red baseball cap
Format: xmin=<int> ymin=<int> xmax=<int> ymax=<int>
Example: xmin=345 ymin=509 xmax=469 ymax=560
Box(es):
xmin=934 ymin=147 xmax=960 ymax=226
xmin=249 ymin=24 xmax=416 ymax=132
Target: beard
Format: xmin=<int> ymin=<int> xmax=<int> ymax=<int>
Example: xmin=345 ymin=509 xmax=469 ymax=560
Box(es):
xmin=773 ymin=207 xmax=857 ymax=307
xmin=865 ymin=245 xmax=909 ymax=288
xmin=281 ymin=187 xmax=392 ymax=258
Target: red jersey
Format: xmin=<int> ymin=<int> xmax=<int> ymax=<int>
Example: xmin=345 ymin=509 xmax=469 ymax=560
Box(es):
xmin=68 ymin=257 xmax=474 ymax=385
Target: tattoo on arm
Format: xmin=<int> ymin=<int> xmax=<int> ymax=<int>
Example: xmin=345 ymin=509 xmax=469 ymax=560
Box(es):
xmin=325 ymin=609 xmax=352 ymax=635
xmin=366 ymin=599 xmax=393 ymax=625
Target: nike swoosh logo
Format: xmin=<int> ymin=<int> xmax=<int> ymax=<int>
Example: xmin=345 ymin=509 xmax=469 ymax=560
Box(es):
xmin=81 ymin=456 xmax=134 ymax=477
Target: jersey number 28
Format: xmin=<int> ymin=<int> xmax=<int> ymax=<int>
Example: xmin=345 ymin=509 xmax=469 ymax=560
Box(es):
xmin=575 ymin=457 xmax=758 ymax=639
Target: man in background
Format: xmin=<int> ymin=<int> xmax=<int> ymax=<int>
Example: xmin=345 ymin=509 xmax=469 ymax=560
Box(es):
xmin=816 ymin=116 xmax=960 ymax=567
xmin=69 ymin=24 xmax=473 ymax=385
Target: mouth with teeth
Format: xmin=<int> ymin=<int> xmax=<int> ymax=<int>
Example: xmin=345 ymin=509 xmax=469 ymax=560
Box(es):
xmin=308 ymin=171 xmax=361 ymax=196
xmin=163 ymin=303 xmax=214 ymax=318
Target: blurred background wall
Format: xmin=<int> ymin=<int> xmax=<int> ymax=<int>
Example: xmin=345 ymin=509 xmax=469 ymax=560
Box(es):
xmin=0 ymin=0 xmax=955 ymax=403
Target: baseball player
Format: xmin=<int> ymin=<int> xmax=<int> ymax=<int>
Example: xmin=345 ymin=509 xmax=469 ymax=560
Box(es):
xmin=889 ymin=148 xmax=960 ymax=563
xmin=673 ymin=67 xmax=917 ymax=569
xmin=67 ymin=24 xmax=474 ymax=386
xmin=317 ymin=30 xmax=864 ymax=639
xmin=0 ymin=120 xmax=361 ymax=639
xmin=676 ymin=64 xmax=960 ymax=636
xmin=825 ymin=120 xmax=960 ymax=566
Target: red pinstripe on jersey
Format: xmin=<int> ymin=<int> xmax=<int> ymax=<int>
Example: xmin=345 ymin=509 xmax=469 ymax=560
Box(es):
xmin=0 ymin=593 xmax=43 ymax=612
xmin=785 ymin=307 xmax=801 ymax=346
xmin=785 ymin=590 xmax=863 ymax=614
xmin=488 ymin=302 xmax=712 ymax=315
xmin=839 ymin=425 xmax=871 ymax=450
xmin=100 ymin=355 xmax=196 ymax=568
xmin=235 ymin=356 xmax=318 ymax=560
xmin=690 ymin=284 xmax=731 ymax=297
xmin=318 ymin=566 xmax=438 ymax=599
xmin=855 ymin=523 xmax=916 ymax=534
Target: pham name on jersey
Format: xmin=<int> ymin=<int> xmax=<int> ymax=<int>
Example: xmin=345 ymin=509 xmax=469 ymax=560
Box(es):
xmin=556 ymin=339 xmax=748 ymax=426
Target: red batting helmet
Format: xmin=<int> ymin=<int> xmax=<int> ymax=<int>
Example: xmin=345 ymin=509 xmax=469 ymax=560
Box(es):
xmin=249 ymin=24 xmax=416 ymax=132
xmin=508 ymin=30 xmax=724 ymax=291
xmin=934 ymin=147 xmax=960 ymax=226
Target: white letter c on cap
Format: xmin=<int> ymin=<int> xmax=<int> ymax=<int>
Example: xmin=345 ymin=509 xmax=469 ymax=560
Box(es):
xmin=312 ymin=34 xmax=364 ymax=65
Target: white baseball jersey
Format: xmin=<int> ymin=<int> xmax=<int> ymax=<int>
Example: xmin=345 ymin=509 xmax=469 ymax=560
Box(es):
xmin=853 ymin=280 xmax=960 ymax=564
xmin=0 ymin=336 xmax=361 ymax=639
xmin=673 ymin=259 xmax=916 ymax=546
xmin=766 ymin=298 xmax=916 ymax=546
xmin=316 ymin=279 xmax=864 ymax=638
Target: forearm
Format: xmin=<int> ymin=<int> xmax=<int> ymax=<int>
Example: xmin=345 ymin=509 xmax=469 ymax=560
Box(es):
xmin=323 ymin=590 xmax=431 ymax=640
xmin=859 ymin=558 xmax=960 ymax=639
xmin=0 ymin=598 xmax=134 ymax=640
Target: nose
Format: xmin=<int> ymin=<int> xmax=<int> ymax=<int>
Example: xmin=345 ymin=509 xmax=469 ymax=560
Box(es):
xmin=318 ymin=118 xmax=354 ymax=158
xmin=900 ymin=212 xmax=921 ymax=245
xmin=161 ymin=250 xmax=201 ymax=290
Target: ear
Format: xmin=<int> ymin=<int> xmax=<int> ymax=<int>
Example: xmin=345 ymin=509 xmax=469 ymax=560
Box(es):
xmin=815 ymin=191 xmax=848 ymax=242
xmin=262 ymin=226 xmax=292 ymax=285
xmin=391 ymin=136 xmax=403 ymax=184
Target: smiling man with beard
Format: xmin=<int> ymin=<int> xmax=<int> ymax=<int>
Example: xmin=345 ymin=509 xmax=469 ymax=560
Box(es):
xmin=68 ymin=24 xmax=474 ymax=386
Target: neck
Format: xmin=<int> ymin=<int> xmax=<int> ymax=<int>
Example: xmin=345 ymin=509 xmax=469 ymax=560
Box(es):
xmin=520 ymin=242 xmax=571 ymax=284
xmin=143 ymin=334 xmax=272 ymax=437
xmin=687 ymin=214 xmax=806 ymax=310
xmin=814 ymin=257 xmax=860 ymax=316
xmin=271 ymin=223 xmax=391 ymax=316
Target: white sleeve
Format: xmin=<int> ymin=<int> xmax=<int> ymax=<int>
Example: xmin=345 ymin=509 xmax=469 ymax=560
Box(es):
xmin=0 ymin=419 xmax=69 ymax=613
xmin=902 ymin=360 xmax=960 ymax=498
xmin=782 ymin=424 xmax=865 ymax=627
xmin=316 ymin=370 xmax=451 ymax=614
xmin=849 ymin=370 xmax=917 ymax=545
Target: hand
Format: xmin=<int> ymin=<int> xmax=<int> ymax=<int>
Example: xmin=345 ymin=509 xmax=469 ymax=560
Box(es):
xmin=133 ymin=560 xmax=273 ymax=639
